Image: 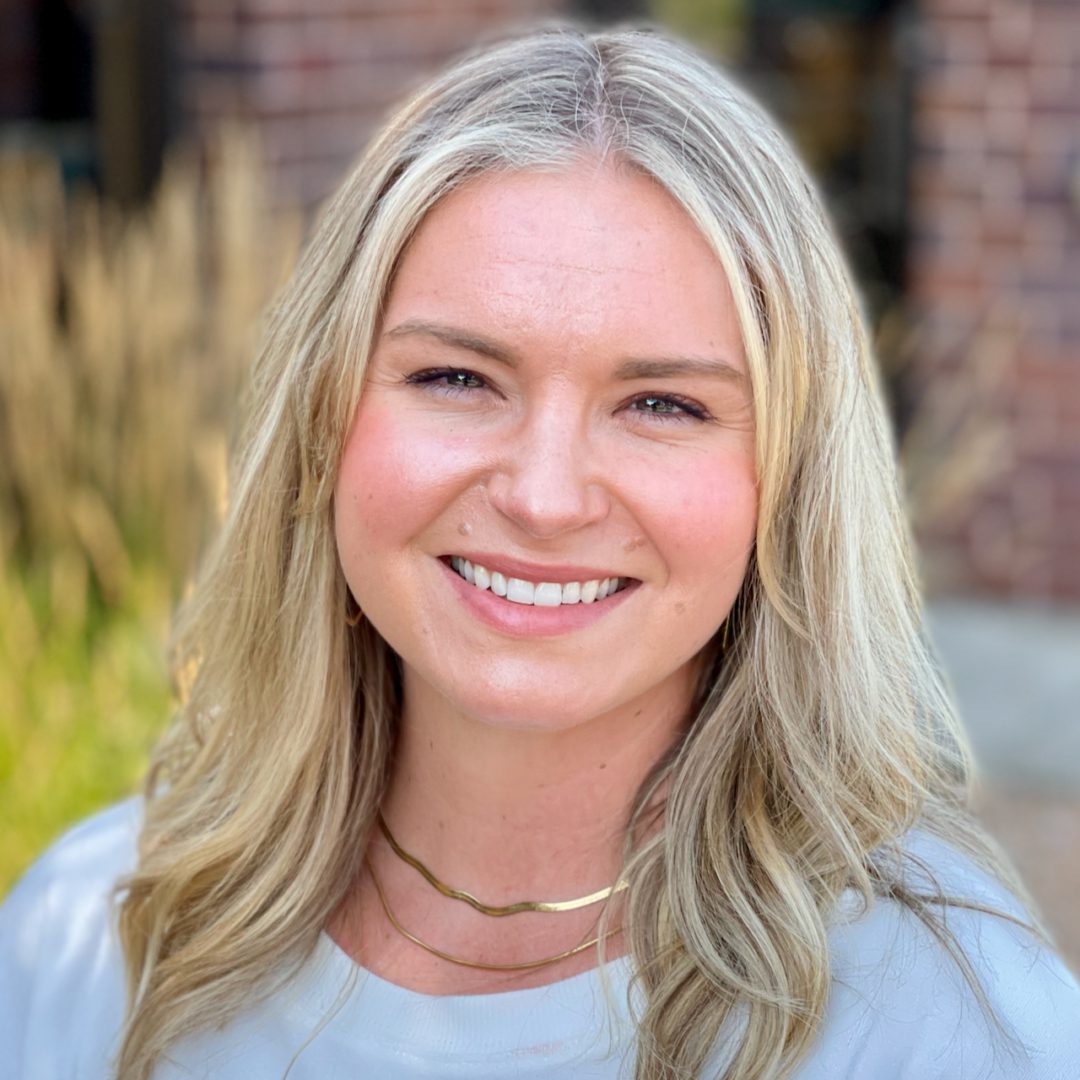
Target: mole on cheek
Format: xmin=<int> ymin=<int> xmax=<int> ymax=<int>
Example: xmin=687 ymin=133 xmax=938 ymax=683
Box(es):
xmin=674 ymin=602 xmax=686 ymax=615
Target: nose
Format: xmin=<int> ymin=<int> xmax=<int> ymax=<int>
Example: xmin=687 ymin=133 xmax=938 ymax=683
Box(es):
xmin=485 ymin=405 xmax=611 ymax=540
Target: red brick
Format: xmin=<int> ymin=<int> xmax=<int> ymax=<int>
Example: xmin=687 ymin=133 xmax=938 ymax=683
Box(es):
xmin=242 ymin=0 xmax=364 ymax=12
xmin=1009 ymin=475 xmax=1056 ymax=540
xmin=1021 ymin=244 xmax=1068 ymax=276
xmin=187 ymin=76 xmax=248 ymax=119
xmin=984 ymin=70 xmax=1029 ymax=113
xmin=1029 ymin=63 xmax=1078 ymax=110
xmin=984 ymin=104 xmax=1027 ymax=150
xmin=1031 ymin=14 xmax=1080 ymax=66
xmin=1053 ymin=570 xmax=1080 ymax=604
xmin=245 ymin=66 xmax=308 ymax=114
xmin=916 ymin=102 xmax=988 ymax=153
xmin=186 ymin=0 xmax=242 ymax=16
xmin=912 ymin=195 xmax=982 ymax=240
xmin=986 ymin=0 xmax=1033 ymax=63
xmin=927 ymin=0 xmax=990 ymax=19
xmin=980 ymin=216 xmax=1026 ymax=247
xmin=1023 ymin=116 xmax=1080 ymax=161
xmin=980 ymin=158 xmax=1025 ymax=210
xmin=939 ymin=24 xmax=990 ymax=65
xmin=168 ymin=0 xmax=1074 ymax=600
xmin=918 ymin=67 xmax=989 ymax=110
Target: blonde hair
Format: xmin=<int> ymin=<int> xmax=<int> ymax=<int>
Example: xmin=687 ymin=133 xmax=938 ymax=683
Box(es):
xmin=117 ymin=25 xmax=1021 ymax=1080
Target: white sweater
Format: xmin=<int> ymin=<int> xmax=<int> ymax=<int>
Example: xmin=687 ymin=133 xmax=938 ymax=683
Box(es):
xmin=3 ymin=799 xmax=1079 ymax=1079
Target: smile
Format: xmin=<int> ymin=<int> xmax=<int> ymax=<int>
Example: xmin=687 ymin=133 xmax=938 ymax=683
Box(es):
xmin=448 ymin=557 xmax=628 ymax=607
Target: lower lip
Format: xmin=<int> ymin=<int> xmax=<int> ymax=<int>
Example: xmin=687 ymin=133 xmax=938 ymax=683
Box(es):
xmin=439 ymin=559 xmax=639 ymax=638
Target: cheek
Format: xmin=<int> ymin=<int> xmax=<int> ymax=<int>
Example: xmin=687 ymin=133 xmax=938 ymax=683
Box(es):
xmin=333 ymin=398 xmax=485 ymax=558
xmin=630 ymin=450 xmax=758 ymax=577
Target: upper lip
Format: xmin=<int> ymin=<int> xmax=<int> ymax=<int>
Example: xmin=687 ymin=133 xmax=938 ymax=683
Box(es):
xmin=443 ymin=552 xmax=635 ymax=585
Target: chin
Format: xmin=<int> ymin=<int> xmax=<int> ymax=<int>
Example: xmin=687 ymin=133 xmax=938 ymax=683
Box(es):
xmin=419 ymin=661 xmax=634 ymax=735
xmin=458 ymin=686 xmax=614 ymax=733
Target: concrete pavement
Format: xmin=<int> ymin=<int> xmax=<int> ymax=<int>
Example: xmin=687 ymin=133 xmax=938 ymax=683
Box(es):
xmin=927 ymin=598 xmax=1080 ymax=793
xmin=927 ymin=597 xmax=1080 ymax=969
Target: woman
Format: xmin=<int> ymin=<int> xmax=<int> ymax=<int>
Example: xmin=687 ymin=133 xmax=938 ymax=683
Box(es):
xmin=2 ymin=24 xmax=1078 ymax=1080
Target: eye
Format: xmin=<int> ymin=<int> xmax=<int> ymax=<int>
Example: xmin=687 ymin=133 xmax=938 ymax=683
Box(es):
xmin=404 ymin=367 xmax=490 ymax=395
xmin=627 ymin=394 xmax=712 ymax=423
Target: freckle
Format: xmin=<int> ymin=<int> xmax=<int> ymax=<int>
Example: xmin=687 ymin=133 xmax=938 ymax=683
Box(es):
xmin=633 ymin=708 xmax=643 ymax=718
xmin=623 ymin=536 xmax=645 ymax=553
xmin=599 ymin=762 xmax=607 ymax=770
xmin=674 ymin=601 xmax=686 ymax=615
xmin=458 ymin=521 xmax=473 ymax=536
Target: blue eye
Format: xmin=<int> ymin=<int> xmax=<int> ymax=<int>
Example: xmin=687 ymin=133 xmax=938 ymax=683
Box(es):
xmin=404 ymin=369 xmax=711 ymax=424
xmin=405 ymin=368 xmax=488 ymax=394
xmin=629 ymin=395 xmax=711 ymax=422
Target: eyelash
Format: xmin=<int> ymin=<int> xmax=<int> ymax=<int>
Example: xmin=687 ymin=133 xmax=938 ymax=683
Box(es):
xmin=405 ymin=368 xmax=487 ymax=395
xmin=403 ymin=367 xmax=713 ymax=423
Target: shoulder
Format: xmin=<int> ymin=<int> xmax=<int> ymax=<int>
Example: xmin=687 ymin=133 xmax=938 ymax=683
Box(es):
xmin=1 ymin=797 xmax=141 ymax=952
xmin=807 ymin=831 xmax=1080 ymax=1079
xmin=0 ymin=799 xmax=141 ymax=1079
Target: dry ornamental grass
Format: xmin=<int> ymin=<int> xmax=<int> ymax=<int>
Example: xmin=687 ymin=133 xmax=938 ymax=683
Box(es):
xmin=0 ymin=133 xmax=300 ymax=889
xmin=0 ymin=130 xmax=1004 ymax=893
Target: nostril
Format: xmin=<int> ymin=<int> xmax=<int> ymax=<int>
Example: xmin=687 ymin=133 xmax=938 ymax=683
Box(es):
xmin=485 ymin=469 xmax=611 ymax=540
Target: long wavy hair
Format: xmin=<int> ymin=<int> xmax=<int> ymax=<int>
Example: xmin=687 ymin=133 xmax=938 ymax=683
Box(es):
xmin=117 ymin=25 xmax=1023 ymax=1080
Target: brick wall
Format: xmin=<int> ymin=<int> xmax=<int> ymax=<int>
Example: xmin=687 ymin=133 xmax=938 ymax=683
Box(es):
xmin=176 ymin=0 xmax=568 ymax=208
xmin=910 ymin=0 xmax=1080 ymax=601
xmin=173 ymin=0 xmax=1080 ymax=602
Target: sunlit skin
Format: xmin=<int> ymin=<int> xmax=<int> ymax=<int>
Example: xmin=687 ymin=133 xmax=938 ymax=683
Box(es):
xmin=329 ymin=162 xmax=758 ymax=992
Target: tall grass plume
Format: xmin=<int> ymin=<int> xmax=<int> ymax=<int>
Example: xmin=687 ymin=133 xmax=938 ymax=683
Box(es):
xmin=0 ymin=133 xmax=300 ymax=890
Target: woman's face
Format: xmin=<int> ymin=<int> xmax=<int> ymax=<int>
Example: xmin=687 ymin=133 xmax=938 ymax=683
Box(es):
xmin=334 ymin=164 xmax=757 ymax=732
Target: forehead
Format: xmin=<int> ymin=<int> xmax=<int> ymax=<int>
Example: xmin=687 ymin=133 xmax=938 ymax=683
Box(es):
xmin=382 ymin=164 xmax=746 ymax=372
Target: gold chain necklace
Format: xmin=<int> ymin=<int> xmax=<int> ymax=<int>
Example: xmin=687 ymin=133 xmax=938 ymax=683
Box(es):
xmin=366 ymin=857 xmax=621 ymax=972
xmin=376 ymin=811 xmax=628 ymax=916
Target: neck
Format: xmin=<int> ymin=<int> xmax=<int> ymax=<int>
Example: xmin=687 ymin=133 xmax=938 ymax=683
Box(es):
xmin=380 ymin=665 xmax=693 ymax=902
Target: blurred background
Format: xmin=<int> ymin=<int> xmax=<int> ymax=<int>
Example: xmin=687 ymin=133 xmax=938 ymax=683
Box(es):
xmin=1 ymin=0 xmax=1077 ymax=968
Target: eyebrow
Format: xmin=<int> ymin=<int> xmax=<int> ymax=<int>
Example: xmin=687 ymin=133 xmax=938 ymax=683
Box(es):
xmin=612 ymin=356 xmax=746 ymax=384
xmin=384 ymin=319 xmax=747 ymax=384
xmin=385 ymin=319 xmax=516 ymax=366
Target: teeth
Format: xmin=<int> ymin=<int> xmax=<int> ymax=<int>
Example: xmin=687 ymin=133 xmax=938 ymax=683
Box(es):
xmin=534 ymin=582 xmax=562 ymax=607
xmin=506 ymin=578 xmax=535 ymax=605
xmin=450 ymin=558 xmax=623 ymax=607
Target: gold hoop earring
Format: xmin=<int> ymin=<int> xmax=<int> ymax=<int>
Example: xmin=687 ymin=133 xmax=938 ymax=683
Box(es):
xmin=345 ymin=605 xmax=364 ymax=628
